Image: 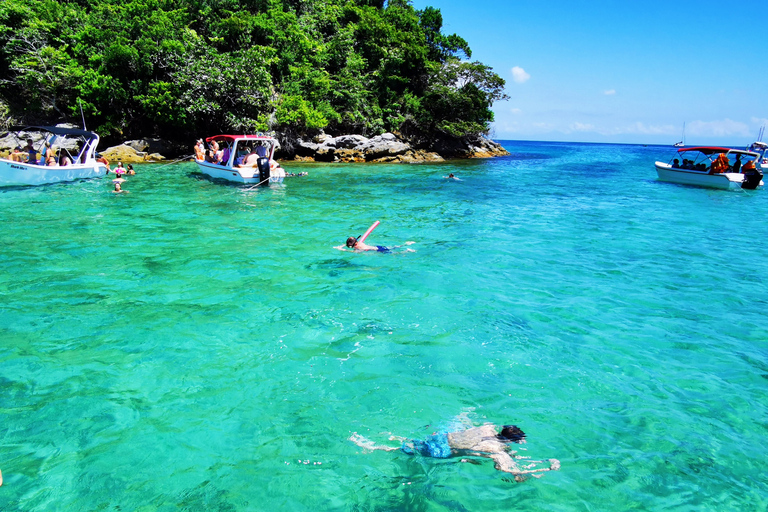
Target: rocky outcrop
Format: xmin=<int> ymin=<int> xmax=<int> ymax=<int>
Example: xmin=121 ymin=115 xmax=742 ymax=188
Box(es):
xmin=290 ymin=131 xmax=508 ymax=163
xmin=100 ymin=139 xmax=168 ymax=163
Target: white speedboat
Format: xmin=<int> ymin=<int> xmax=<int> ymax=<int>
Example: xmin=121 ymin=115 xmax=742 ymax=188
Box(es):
xmin=194 ymin=134 xmax=285 ymax=185
xmin=654 ymin=143 xmax=767 ymax=190
xmin=0 ymin=126 xmax=107 ymax=187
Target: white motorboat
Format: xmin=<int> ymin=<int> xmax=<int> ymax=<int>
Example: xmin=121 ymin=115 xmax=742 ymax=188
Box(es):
xmin=194 ymin=134 xmax=285 ymax=185
xmin=654 ymin=143 xmax=767 ymax=190
xmin=0 ymin=125 xmax=107 ymax=187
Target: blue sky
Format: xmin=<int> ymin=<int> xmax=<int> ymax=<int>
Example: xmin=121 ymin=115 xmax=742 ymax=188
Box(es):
xmin=409 ymin=0 xmax=768 ymax=145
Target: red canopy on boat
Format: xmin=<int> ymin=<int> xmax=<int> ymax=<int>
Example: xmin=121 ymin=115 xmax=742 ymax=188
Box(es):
xmin=678 ymin=146 xmax=758 ymax=156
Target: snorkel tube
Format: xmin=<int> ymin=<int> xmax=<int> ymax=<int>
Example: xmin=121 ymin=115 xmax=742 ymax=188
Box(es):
xmin=357 ymin=221 xmax=380 ymax=244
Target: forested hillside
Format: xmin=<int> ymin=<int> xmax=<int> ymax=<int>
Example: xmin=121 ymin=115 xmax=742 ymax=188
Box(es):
xmin=0 ymin=0 xmax=508 ymax=148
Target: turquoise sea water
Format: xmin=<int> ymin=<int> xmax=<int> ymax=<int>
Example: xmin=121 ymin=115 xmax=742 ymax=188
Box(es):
xmin=1 ymin=140 xmax=767 ymax=511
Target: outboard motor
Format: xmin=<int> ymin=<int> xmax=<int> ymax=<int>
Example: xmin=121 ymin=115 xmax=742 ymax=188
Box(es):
xmin=741 ymin=169 xmax=763 ymax=190
xmin=256 ymin=157 xmax=271 ymax=186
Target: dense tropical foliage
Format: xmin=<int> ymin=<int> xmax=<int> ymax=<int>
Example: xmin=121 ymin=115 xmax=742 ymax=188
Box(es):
xmin=0 ymin=0 xmax=508 ymax=147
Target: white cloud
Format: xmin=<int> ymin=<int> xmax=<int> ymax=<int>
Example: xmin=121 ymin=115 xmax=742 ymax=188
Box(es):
xmin=510 ymin=108 xmax=522 ymax=114
xmin=687 ymin=119 xmax=751 ymax=137
xmin=617 ymin=122 xmax=676 ymax=135
xmin=603 ymin=89 xmax=616 ymax=95
xmin=511 ymin=66 xmax=530 ymax=84
xmin=568 ymin=122 xmax=595 ymax=132
xmin=751 ymin=117 xmax=768 ymax=127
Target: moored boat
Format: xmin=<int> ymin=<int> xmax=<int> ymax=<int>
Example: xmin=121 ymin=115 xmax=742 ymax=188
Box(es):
xmin=194 ymin=134 xmax=285 ymax=185
xmin=0 ymin=126 xmax=107 ymax=187
xmin=654 ymin=143 xmax=767 ymax=190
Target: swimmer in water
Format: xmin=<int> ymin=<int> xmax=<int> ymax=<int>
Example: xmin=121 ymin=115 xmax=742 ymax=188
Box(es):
xmin=336 ymin=236 xmax=415 ymax=253
xmin=350 ymin=423 xmax=559 ymax=482
xmin=445 ymin=173 xmax=460 ymax=180
xmin=113 ymin=182 xmax=129 ymax=194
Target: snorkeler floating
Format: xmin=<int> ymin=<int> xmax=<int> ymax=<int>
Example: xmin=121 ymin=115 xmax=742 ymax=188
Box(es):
xmin=335 ymin=221 xmax=415 ymax=253
xmin=350 ymin=423 xmax=559 ymax=482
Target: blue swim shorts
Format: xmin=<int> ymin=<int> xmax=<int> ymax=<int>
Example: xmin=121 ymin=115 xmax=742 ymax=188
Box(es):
xmin=401 ymin=433 xmax=451 ymax=458
xmin=376 ymin=246 xmax=390 ymax=253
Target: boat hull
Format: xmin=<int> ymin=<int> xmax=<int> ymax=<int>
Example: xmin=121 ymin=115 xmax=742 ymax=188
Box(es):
xmin=0 ymin=160 xmax=107 ymax=187
xmin=654 ymin=162 xmax=763 ymax=190
xmin=194 ymin=160 xmax=284 ymax=184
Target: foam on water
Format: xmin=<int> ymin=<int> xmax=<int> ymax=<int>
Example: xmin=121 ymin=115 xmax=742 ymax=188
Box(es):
xmin=1 ymin=142 xmax=767 ymax=510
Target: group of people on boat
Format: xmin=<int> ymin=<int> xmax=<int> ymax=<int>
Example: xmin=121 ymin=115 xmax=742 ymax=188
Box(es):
xmin=672 ymin=153 xmax=758 ymax=175
xmin=6 ymin=139 xmax=78 ymax=167
xmin=193 ymin=138 xmax=285 ymax=174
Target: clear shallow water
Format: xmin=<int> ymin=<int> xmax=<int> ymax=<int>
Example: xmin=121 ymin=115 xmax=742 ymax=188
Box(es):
xmin=1 ymin=141 xmax=767 ymax=511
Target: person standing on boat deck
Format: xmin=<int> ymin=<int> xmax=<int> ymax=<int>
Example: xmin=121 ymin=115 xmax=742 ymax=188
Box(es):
xmin=25 ymin=139 xmax=37 ymax=165
xmin=732 ymin=154 xmax=742 ymax=173
xmin=350 ymin=424 xmax=560 ymax=482
xmin=194 ymin=139 xmax=205 ymax=160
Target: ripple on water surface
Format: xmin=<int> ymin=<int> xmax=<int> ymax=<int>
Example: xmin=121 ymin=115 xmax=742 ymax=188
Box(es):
xmin=1 ymin=143 xmax=768 ymax=510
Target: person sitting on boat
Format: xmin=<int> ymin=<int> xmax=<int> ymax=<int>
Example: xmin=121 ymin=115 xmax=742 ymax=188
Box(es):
xmin=10 ymin=146 xmax=24 ymax=162
xmin=43 ymin=142 xmax=57 ymax=166
xmin=236 ymin=146 xmax=261 ymax=168
xmin=25 ymin=139 xmax=38 ymax=165
xmin=350 ymin=423 xmax=560 ymax=482
xmin=671 ymin=159 xmax=680 ymax=168
xmin=219 ymin=145 xmax=231 ymax=166
xmin=58 ymin=150 xmax=72 ymax=167
xmin=255 ymin=143 xmax=268 ymax=158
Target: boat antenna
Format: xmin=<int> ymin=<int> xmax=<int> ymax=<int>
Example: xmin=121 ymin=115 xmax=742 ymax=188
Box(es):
xmin=79 ymin=98 xmax=87 ymax=131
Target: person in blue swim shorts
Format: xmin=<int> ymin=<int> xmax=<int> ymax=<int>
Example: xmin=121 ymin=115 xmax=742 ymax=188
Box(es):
xmin=337 ymin=236 xmax=415 ymax=253
xmin=350 ymin=423 xmax=560 ymax=481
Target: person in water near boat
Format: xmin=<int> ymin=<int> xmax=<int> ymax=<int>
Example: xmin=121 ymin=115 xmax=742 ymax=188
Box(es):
xmin=350 ymin=424 xmax=560 ymax=482
xmin=113 ymin=182 xmax=129 ymax=194
xmin=96 ymin=154 xmax=111 ymax=173
xmin=445 ymin=173 xmax=460 ymax=180
xmin=126 ymin=164 xmax=135 ymax=175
